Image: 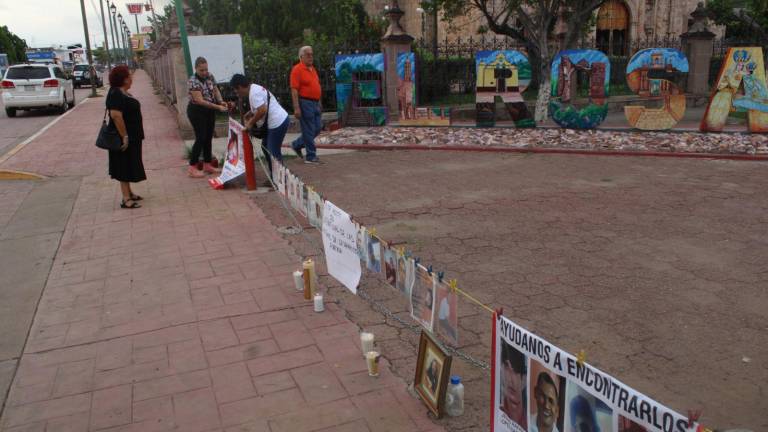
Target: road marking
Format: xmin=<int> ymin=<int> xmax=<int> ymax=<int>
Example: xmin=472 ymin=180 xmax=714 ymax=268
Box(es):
xmin=0 ymin=97 xmax=91 ymax=166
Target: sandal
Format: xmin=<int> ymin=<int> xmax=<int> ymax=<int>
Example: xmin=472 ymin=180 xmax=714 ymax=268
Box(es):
xmin=120 ymin=199 xmax=141 ymax=209
xmin=130 ymin=194 xmax=143 ymax=201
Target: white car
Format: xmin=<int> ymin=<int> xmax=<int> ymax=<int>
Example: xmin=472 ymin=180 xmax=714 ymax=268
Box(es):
xmin=1 ymin=63 xmax=75 ymax=117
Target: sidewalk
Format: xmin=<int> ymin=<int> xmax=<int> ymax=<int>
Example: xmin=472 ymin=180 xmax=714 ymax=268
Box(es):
xmin=0 ymin=71 xmax=443 ymax=432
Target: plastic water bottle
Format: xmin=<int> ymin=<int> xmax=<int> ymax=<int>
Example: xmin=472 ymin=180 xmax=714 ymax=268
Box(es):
xmin=446 ymin=375 xmax=464 ymax=417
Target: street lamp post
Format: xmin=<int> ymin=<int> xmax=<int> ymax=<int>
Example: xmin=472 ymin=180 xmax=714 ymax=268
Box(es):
xmin=126 ymin=29 xmax=134 ymax=67
xmin=118 ymin=14 xmax=127 ymax=64
xmin=79 ymin=0 xmax=98 ymax=97
xmin=110 ymin=3 xmax=122 ymax=63
xmin=99 ymin=0 xmax=111 ymax=69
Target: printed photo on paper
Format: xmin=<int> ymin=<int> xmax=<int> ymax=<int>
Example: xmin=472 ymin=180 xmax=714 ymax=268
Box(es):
xmin=366 ymin=235 xmax=382 ymax=273
xmin=497 ymin=338 xmax=528 ymax=432
xmin=529 ymin=360 xmax=566 ymax=432
xmin=384 ymin=247 xmax=397 ymax=287
xmin=435 ymin=281 xmax=458 ymax=346
xmin=563 ymin=381 xmax=612 ymax=432
xmin=410 ymin=265 xmax=435 ymax=331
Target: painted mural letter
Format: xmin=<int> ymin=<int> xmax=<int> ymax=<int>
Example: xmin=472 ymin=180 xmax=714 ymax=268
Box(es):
xmin=335 ymin=54 xmax=387 ymax=127
xmin=549 ymin=49 xmax=610 ymax=129
xmin=475 ymin=50 xmax=534 ymax=128
xmin=397 ymin=53 xmax=451 ymax=126
xmin=701 ymin=47 xmax=768 ymax=133
xmin=624 ymin=48 xmax=689 ymax=130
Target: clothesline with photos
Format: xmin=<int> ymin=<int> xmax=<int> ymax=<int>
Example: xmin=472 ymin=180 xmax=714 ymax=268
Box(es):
xmin=267 ymin=156 xmax=500 ymax=349
xmin=246 ymin=144 xmax=715 ymax=432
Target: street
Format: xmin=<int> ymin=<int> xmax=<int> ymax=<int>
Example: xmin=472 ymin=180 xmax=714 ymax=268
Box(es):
xmin=0 ymin=87 xmax=91 ymax=159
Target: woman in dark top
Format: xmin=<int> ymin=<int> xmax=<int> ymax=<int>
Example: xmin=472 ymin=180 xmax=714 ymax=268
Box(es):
xmin=186 ymin=56 xmax=228 ymax=178
xmin=106 ymin=65 xmax=146 ymax=208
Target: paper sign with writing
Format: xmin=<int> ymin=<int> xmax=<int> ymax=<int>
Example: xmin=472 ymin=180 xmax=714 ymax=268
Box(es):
xmin=322 ymin=200 xmax=362 ymax=294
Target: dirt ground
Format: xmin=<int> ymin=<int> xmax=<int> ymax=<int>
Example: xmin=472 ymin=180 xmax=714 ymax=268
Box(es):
xmin=250 ymin=150 xmax=768 ymax=432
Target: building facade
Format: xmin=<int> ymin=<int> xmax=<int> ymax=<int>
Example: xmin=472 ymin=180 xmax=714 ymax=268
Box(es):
xmin=363 ymin=0 xmax=724 ymax=55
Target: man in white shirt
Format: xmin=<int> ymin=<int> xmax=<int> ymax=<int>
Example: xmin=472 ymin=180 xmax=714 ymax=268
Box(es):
xmin=230 ymin=74 xmax=290 ymax=182
xmin=531 ymin=372 xmax=561 ymax=432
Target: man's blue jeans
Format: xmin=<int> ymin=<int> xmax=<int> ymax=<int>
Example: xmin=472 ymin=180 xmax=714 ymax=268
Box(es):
xmin=292 ymin=98 xmax=321 ymax=159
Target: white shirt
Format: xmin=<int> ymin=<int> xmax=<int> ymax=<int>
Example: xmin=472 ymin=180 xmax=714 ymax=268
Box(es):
xmin=530 ymin=414 xmax=559 ymax=432
xmin=248 ymin=84 xmax=288 ymax=130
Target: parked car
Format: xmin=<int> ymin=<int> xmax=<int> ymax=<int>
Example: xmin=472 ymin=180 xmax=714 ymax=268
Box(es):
xmin=1 ymin=63 xmax=75 ymax=117
xmin=72 ymin=63 xmax=103 ymax=88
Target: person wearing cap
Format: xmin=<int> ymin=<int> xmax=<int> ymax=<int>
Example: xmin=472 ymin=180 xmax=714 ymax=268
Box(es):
xmin=289 ymin=45 xmax=322 ymax=164
xmin=230 ymin=74 xmax=289 ymax=183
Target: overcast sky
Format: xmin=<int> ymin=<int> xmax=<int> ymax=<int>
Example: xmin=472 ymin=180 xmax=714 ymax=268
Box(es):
xmin=0 ymin=0 xmax=171 ymax=49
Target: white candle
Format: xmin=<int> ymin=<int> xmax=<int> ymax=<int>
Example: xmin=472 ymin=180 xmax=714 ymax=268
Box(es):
xmin=313 ymin=293 xmax=324 ymax=312
xmin=293 ymin=271 xmax=304 ymax=291
xmin=360 ymin=332 xmax=374 ymax=357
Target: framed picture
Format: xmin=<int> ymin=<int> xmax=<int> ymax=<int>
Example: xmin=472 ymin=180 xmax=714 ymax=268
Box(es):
xmin=413 ymin=330 xmax=452 ymax=418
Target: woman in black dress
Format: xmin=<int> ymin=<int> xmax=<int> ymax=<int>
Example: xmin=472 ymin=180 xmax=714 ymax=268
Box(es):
xmin=106 ymin=65 xmax=146 ymax=208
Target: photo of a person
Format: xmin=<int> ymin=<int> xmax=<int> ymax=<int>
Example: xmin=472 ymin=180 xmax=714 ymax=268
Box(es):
xmin=356 ymin=226 xmax=367 ymax=261
xmin=410 ymin=265 xmax=435 ymax=331
xmin=618 ymin=416 xmax=648 ymax=432
xmin=396 ymin=254 xmax=406 ymax=292
xmin=529 ymin=361 xmax=565 ymax=432
xmin=366 ymin=236 xmax=382 ymax=273
xmin=226 ymin=130 xmax=239 ymax=165
xmin=435 ymin=281 xmax=458 ymax=345
xmin=420 ymin=347 xmax=443 ymax=403
xmin=563 ymin=382 xmax=612 ymax=432
xmin=384 ymin=248 xmax=397 ymax=286
xmin=499 ymin=340 xmax=527 ymax=430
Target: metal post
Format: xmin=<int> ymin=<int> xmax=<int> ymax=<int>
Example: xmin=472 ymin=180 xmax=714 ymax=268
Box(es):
xmin=148 ymin=0 xmax=158 ymax=40
xmin=174 ymin=0 xmax=192 ymax=76
xmin=108 ymin=3 xmax=119 ymax=64
xmin=111 ymin=7 xmax=122 ymax=63
xmin=79 ymin=0 xmax=98 ymax=97
xmin=99 ymin=0 xmax=111 ymax=69
xmin=135 ymin=14 xmax=140 ymax=33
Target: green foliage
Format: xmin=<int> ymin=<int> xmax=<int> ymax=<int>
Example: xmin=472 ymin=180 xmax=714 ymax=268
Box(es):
xmin=706 ymin=0 xmax=768 ymax=42
xmin=0 ymin=26 xmax=28 ymax=64
xmin=549 ymin=100 xmax=608 ymax=129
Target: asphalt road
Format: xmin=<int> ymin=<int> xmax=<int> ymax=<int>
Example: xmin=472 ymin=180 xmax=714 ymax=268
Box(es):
xmin=0 ymin=87 xmax=91 ymax=159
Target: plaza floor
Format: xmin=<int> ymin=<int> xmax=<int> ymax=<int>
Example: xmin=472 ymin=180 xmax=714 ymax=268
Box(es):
xmin=252 ymin=149 xmax=768 ymax=432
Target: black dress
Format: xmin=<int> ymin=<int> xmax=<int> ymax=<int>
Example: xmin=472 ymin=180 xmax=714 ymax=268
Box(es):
xmin=107 ymin=88 xmax=146 ymax=182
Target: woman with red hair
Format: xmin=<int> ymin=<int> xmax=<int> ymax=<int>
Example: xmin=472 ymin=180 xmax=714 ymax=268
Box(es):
xmin=106 ymin=65 xmax=145 ymax=208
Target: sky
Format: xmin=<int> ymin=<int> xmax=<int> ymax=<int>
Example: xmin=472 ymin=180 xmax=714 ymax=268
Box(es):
xmin=0 ymin=0 xmax=172 ymax=49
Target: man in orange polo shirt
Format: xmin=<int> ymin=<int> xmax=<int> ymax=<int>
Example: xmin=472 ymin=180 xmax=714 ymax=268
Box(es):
xmin=290 ymin=45 xmax=322 ymax=164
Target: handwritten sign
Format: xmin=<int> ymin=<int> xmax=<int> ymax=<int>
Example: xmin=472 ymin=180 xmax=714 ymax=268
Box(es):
xmin=322 ymin=200 xmax=361 ymax=294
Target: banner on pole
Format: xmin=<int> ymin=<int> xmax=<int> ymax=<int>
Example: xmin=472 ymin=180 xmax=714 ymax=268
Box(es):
xmin=322 ymin=200 xmax=362 ymax=294
xmin=126 ymin=3 xmax=143 ymax=14
xmin=208 ymin=118 xmax=246 ymax=189
xmin=491 ymin=315 xmax=699 ymax=432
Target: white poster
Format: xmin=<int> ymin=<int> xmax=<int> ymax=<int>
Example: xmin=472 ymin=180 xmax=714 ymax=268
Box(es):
xmin=492 ymin=315 xmax=699 ymax=432
xmin=209 ymin=118 xmax=246 ymax=189
xmin=322 ymin=200 xmax=362 ymax=294
xmin=188 ymin=34 xmax=244 ymax=84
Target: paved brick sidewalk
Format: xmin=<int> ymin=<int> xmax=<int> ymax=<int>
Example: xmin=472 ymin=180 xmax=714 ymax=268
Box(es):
xmin=0 ymin=71 xmax=443 ymax=432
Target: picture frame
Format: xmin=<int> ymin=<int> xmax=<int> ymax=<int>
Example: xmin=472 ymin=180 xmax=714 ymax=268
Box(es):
xmin=413 ymin=330 xmax=452 ymax=418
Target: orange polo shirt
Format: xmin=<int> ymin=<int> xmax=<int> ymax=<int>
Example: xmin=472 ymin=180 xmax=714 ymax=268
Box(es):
xmin=290 ymin=63 xmax=321 ymax=101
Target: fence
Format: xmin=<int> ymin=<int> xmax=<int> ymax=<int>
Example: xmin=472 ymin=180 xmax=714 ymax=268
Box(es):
xmin=243 ymin=41 xmax=381 ymax=113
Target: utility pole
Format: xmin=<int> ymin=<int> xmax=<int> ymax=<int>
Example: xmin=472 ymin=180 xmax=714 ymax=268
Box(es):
xmin=174 ymin=0 xmax=192 ymax=76
xmin=99 ymin=0 xmax=112 ymax=69
xmin=79 ymin=0 xmax=98 ymax=97
xmin=109 ymin=2 xmax=119 ymax=64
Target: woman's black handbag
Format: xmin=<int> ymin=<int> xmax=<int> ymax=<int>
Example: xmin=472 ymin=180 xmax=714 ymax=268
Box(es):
xmin=250 ymin=90 xmax=271 ymax=139
xmin=95 ymin=109 xmax=123 ymax=151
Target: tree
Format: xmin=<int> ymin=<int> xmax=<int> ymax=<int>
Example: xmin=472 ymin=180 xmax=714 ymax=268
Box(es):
xmin=434 ymin=0 xmax=606 ymax=123
xmin=706 ymin=0 xmax=768 ymax=43
xmin=0 ymin=26 xmax=29 ymax=64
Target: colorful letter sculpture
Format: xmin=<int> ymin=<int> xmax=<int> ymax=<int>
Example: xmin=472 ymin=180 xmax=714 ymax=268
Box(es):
xmin=475 ymin=50 xmax=534 ymax=128
xmin=335 ymin=54 xmax=387 ymax=127
xmin=549 ymin=49 xmax=610 ymax=129
xmin=701 ymin=47 xmax=768 ymax=133
xmin=624 ymin=48 xmax=689 ymax=130
xmin=397 ymin=53 xmax=451 ymax=126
